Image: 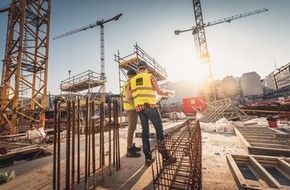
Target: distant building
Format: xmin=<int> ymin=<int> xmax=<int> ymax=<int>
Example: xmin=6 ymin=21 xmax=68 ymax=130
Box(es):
xmin=262 ymin=62 xmax=290 ymax=99
xmin=240 ymin=72 xmax=264 ymax=97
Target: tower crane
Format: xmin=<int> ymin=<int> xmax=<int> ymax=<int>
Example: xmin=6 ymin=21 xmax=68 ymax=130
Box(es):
xmin=175 ymin=0 xmax=268 ymax=104
xmin=53 ymin=13 xmax=123 ymax=104
xmin=0 ymin=0 xmax=51 ymax=135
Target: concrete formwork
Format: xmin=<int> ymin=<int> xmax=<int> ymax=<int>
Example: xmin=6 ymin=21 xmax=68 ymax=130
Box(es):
xmin=234 ymin=126 xmax=290 ymax=157
xmin=227 ymin=154 xmax=290 ymax=189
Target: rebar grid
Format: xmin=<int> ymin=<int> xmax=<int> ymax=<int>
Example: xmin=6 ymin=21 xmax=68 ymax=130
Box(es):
xmin=151 ymin=119 xmax=202 ymax=190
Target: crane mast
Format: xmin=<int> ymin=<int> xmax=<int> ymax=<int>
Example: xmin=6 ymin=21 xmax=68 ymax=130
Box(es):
xmin=0 ymin=0 xmax=51 ymax=135
xmin=175 ymin=0 xmax=268 ymax=104
xmin=53 ymin=13 xmax=123 ymax=104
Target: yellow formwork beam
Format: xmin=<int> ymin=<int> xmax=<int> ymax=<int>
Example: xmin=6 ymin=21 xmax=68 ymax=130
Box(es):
xmin=119 ymin=57 xmax=139 ymax=68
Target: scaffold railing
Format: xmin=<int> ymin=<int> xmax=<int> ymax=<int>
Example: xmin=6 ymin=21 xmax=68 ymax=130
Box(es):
xmin=60 ymin=70 xmax=104 ymax=92
xmin=115 ymin=43 xmax=167 ymax=81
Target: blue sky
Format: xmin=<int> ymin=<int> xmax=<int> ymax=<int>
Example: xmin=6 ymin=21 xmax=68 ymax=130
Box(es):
xmin=0 ymin=0 xmax=290 ymax=95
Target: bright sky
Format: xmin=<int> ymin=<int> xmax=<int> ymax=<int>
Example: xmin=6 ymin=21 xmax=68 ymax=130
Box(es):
xmin=0 ymin=0 xmax=290 ymax=95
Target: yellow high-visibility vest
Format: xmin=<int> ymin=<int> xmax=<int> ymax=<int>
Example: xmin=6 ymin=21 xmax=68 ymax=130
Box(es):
xmin=122 ymin=81 xmax=135 ymax=111
xmin=130 ymin=73 xmax=156 ymax=106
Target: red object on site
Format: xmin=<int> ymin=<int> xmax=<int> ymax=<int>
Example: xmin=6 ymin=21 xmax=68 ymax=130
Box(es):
xmin=267 ymin=120 xmax=278 ymax=128
xmin=182 ymin=96 xmax=206 ymax=115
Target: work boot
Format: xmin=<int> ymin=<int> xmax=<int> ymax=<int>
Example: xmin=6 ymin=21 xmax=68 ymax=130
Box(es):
xmin=163 ymin=156 xmax=176 ymax=166
xmin=145 ymin=156 xmax=155 ymax=167
xmin=126 ymin=147 xmax=141 ymax=158
xmin=131 ymin=143 xmax=141 ymax=152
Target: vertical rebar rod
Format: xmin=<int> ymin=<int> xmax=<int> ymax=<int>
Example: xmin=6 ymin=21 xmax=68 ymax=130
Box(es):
xmin=112 ymin=101 xmax=116 ymax=168
xmin=85 ymin=97 xmax=89 ymax=189
xmin=71 ymin=100 xmax=76 ymax=190
xmin=100 ymin=101 xmax=105 ymax=181
xmin=114 ymin=100 xmax=120 ymax=170
xmin=53 ymin=99 xmax=58 ymax=190
xmin=57 ymin=103 xmax=61 ymax=190
xmin=77 ymin=98 xmax=81 ymax=184
xmin=91 ymin=101 xmax=96 ymax=188
xmin=113 ymin=100 xmax=120 ymax=170
xmin=108 ymin=100 xmax=112 ymax=176
xmin=88 ymin=100 xmax=91 ymax=176
xmin=66 ymin=100 xmax=71 ymax=190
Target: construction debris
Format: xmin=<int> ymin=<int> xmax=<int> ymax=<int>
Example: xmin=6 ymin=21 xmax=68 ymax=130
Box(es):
xmin=0 ymin=170 xmax=15 ymax=184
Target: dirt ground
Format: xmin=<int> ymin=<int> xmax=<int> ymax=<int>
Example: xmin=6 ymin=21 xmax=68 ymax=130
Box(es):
xmin=201 ymin=131 xmax=247 ymax=190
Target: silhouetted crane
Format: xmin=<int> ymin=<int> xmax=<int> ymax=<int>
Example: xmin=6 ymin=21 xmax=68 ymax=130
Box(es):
xmin=53 ymin=13 xmax=123 ymax=103
xmin=175 ymin=1 xmax=268 ymax=104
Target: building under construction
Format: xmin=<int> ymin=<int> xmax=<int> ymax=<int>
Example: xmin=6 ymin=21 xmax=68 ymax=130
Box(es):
xmin=0 ymin=0 xmax=290 ymax=190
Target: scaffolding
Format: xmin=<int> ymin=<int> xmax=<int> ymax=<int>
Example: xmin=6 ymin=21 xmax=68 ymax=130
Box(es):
xmin=60 ymin=70 xmax=104 ymax=94
xmin=114 ymin=43 xmax=167 ymax=83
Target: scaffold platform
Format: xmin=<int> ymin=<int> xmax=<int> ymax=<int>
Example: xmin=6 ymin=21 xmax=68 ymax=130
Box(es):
xmin=115 ymin=43 xmax=167 ymax=81
xmin=60 ymin=70 xmax=104 ymax=92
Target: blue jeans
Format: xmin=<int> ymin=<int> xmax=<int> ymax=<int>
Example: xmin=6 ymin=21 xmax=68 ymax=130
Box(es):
xmin=138 ymin=107 xmax=168 ymax=159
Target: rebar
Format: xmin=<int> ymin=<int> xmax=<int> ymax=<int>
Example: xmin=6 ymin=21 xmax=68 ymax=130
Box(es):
xmin=151 ymin=119 xmax=202 ymax=190
xmin=52 ymin=96 xmax=121 ymax=189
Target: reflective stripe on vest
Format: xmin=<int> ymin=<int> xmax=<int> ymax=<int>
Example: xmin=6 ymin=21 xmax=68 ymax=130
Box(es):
xmin=130 ymin=73 xmax=156 ymax=106
xmin=122 ymin=81 xmax=135 ymax=110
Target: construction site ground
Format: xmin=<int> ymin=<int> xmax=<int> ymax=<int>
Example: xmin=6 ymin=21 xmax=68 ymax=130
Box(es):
xmin=1 ymin=118 xmax=281 ymax=190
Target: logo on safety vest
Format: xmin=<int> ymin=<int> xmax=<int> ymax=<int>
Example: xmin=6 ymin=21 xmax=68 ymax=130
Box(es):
xmin=136 ymin=78 xmax=143 ymax=86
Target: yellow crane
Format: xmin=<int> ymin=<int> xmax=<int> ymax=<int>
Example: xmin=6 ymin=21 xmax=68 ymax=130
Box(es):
xmin=175 ymin=0 xmax=268 ymax=105
xmin=0 ymin=0 xmax=51 ymax=135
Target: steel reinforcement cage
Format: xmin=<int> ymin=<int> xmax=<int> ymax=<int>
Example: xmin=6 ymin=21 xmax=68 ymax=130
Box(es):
xmin=151 ymin=119 xmax=202 ymax=189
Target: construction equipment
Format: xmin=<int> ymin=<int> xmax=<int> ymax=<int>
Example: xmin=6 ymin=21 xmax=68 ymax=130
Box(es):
xmin=53 ymin=13 xmax=123 ymax=105
xmin=0 ymin=0 xmax=51 ymax=135
xmin=175 ymin=0 xmax=268 ymax=105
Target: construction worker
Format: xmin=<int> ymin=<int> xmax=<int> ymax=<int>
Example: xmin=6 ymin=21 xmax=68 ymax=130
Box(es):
xmin=129 ymin=61 xmax=176 ymax=167
xmin=122 ymin=69 xmax=141 ymax=157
